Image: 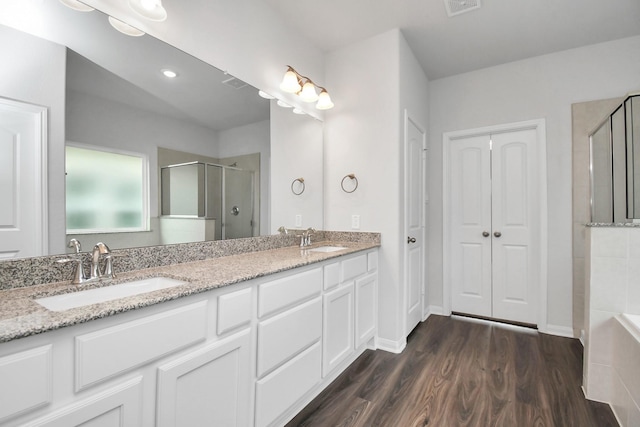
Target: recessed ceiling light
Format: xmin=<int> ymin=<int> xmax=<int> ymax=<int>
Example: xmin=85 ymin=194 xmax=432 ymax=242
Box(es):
xmin=161 ymin=69 xmax=178 ymax=78
xmin=292 ymin=108 xmax=306 ymax=115
xmin=277 ymin=100 xmax=293 ymax=108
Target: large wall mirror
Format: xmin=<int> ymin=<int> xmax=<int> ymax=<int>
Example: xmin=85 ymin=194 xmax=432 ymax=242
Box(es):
xmin=0 ymin=0 xmax=323 ymax=260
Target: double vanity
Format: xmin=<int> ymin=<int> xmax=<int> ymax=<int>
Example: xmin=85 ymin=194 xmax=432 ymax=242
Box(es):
xmin=0 ymin=232 xmax=380 ymax=426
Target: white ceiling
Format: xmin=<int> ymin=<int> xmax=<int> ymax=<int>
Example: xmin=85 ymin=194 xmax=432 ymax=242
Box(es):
xmin=265 ymin=0 xmax=640 ymax=80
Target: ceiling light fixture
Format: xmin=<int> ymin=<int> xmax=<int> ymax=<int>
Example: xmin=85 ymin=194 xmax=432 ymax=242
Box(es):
xmin=59 ymin=0 xmax=95 ymax=12
xmin=108 ymin=16 xmax=145 ymax=37
xmin=279 ymin=66 xmax=334 ymax=110
xmin=129 ymin=0 xmax=167 ymax=22
xmin=161 ymin=69 xmax=178 ymax=78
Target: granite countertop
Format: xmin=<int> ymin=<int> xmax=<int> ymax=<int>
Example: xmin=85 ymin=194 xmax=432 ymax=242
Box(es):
xmin=0 ymin=240 xmax=379 ymax=343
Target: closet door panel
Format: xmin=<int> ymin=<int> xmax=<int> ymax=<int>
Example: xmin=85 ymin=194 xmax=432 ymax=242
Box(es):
xmin=491 ymin=129 xmax=538 ymax=324
xmin=450 ymin=135 xmax=492 ymax=317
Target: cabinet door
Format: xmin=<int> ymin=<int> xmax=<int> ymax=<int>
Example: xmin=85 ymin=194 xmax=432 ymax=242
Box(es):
xmin=322 ymin=283 xmax=354 ymax=376
xmin=23 ymin=377 xmax=142 ymax=427
xmin=156 ymin=330 xmax=251 ymax=427
xmin=355 ymin=273 xmax=377 ymax=348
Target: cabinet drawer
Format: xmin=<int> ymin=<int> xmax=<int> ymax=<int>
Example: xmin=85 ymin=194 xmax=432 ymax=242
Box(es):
xmin=258 ymin=268 xmax=321 ymax=318
xmin=0 ymin=345 xmax=52 ymax=422
xmin=341 ymin=254 xmax=367 ymax=282
xmin=323 ymin=262 xmax=340 ymax=290
xmin=217 ymin=287 xmax=252 ymax=335
xmin=367 ymin=251 xmax=378 ymax=272
xmin=257 ymin=297 xmax=321 ymax=378
xmin=255 ymin=342 xmax=321 ymax=427
xmin=75 ymin=301 xmax=207 ymax=391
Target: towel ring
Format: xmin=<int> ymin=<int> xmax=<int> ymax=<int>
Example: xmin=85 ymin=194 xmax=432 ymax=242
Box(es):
xmin=291 ymin=177 xmax=305 ymax=195
xmin=341 ymin=174 xmax=358 ymax=193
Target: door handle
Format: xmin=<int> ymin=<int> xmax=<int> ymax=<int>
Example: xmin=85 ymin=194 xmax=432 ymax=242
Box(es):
xmin=407 ymin=237 xmax=416 ymax=244
xmin=494 ymin=231 xmax=502 ymax=238
xmin=482 ymin=231 xmax=490 ymax=237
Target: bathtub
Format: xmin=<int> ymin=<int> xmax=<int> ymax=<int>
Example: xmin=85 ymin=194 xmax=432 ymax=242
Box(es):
xmin=617 ymin=313 xmax=640 ymax=342
xmin=611 ymin=314 xmax=640 ymax=427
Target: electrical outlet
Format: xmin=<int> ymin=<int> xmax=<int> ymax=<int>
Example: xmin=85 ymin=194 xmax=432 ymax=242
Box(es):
xmin=295 ymin=214 xmax=302 ymax=227
xmin=351 ymin=214 xmax=360 ymax=230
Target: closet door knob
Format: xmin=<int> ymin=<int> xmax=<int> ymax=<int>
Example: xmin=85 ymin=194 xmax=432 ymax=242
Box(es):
xmin=407 ymin=237 xmax=416 ymax=244
xmin=482 ymin=231 xmax=490 ymax=237
xmin=494 ymin=231 xmax=502 ymax=238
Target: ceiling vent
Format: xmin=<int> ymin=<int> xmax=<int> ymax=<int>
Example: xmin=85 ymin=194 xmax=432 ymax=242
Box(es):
xmin=222 ymin=76 xmax=248 ymax=89
xmin=444 ymin=0 xmax=481 ymax=17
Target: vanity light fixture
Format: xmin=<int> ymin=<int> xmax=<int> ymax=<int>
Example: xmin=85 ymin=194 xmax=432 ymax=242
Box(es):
xmin=279 ymin=66 xmax=334 ymax=110
xmin=258 ymin=90 xmax=275 ymax=100
xmin=59 ymin=0 xmax=95 ymax=12
xmin=276 ymin=99 xmax=293 ymax=108
xmin=108 ymin=16 xmax=145 ymax=37
xmin=129 ymin=0 xmax=167 ymax=22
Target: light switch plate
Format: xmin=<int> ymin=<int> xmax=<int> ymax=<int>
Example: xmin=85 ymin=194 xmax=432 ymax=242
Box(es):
xmin=295 ymin=215 xmax=302 ymax=227
xmin=351 ymin=215 xmax=360 ymax=229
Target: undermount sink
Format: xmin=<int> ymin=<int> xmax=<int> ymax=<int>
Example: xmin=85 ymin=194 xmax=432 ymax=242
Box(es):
xmin=307 ymin=246 xmax=347 ymax=253
xmin=35 ymin=277 xmax=188 ymax=312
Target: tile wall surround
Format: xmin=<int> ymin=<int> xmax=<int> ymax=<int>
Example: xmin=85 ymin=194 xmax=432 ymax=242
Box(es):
xmin=572 ymin=97 xmax=624 ymax=337
xmin=611 ymin=315 xmax=640 ymax=426
xmin=584 ymin=225 xmax=640 ymax=426
xmin=0 ymin=231 xmax=381 ymax=291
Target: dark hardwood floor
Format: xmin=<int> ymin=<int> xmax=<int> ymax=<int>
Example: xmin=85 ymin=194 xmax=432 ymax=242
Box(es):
xmin=286 ymin=315 xmax=618 ymax=427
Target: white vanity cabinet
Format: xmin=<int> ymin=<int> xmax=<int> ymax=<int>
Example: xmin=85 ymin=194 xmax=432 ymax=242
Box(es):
xmin=322 ymin=251 xmax=378 ymax=378
xmin=0 ymin=247 xmax=379 ymax=427
xmin=255 ymin=267 xmax=323 ymax=427
xmin=0 ymin=284 xmax=253 ymax=427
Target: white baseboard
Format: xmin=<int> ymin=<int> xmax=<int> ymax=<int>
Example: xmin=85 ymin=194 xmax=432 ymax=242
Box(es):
xmin=421 ymin=305 xmax=445 ymax=321
xmin=375 ymin=337 xmax=406 ymax=354
xmin=543 ymin=323 xmax=576 ymax=338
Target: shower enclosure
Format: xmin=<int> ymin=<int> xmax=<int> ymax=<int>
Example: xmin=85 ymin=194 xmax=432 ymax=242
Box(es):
xmin=160 ymin=161 xmax=256 ymax=241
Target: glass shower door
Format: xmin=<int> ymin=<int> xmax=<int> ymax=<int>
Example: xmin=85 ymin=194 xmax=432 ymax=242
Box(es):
xmin=223 ymin=168 xmax=255 ymax=239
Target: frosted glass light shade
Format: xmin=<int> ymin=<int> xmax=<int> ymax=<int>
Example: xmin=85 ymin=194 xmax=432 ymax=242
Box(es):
xmin=316 ymin=90 xmax=334 ymax=110
xmin=60 ymin=0 xmax=95 ymax=12
xmin=280 ymin=70 xmax=301 ymax=93
xmin=129 ymin=0 xmax=167 ymax=21
xmin=108 ymin=16 xmax=145 ymax=37
xmin=299 ymin=82 xmax=319 ymax=102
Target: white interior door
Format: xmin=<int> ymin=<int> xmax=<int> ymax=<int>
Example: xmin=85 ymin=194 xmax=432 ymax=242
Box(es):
xmin=0 ymin=98 xmax=47 ymax=259
xmin=449 ymin=129 xmax=539 ymax=325
xmin=450 ymin=135 xmax=493 ymax=317
xmin=405 ymin=115 xmax=425 ymax=333
xmin=491 ymin=129 xmax=538 ymax=324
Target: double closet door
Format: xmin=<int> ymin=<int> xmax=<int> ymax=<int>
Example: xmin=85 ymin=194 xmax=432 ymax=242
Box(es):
xmin=449 ymin=129 xmax=539 ymax=325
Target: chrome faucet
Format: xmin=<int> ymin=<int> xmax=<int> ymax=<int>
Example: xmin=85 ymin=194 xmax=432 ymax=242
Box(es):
xmin=300 ymin=228 xmax=316 ymax=247
xmin=90 ymin=242 xmax=111 ymax=280
xmin=57 ymin=241 xmax=115 ymax=285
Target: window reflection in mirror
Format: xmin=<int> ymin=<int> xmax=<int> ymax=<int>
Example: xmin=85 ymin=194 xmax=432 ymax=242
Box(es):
xmin=66 ymin=144 xmax=148 ymax=233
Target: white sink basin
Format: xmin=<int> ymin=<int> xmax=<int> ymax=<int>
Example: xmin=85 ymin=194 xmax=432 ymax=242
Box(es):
xmin=307 ymin=246 xmax=347 ymax=253
xmin=35 ymin=277 xmax=188 ymax=312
